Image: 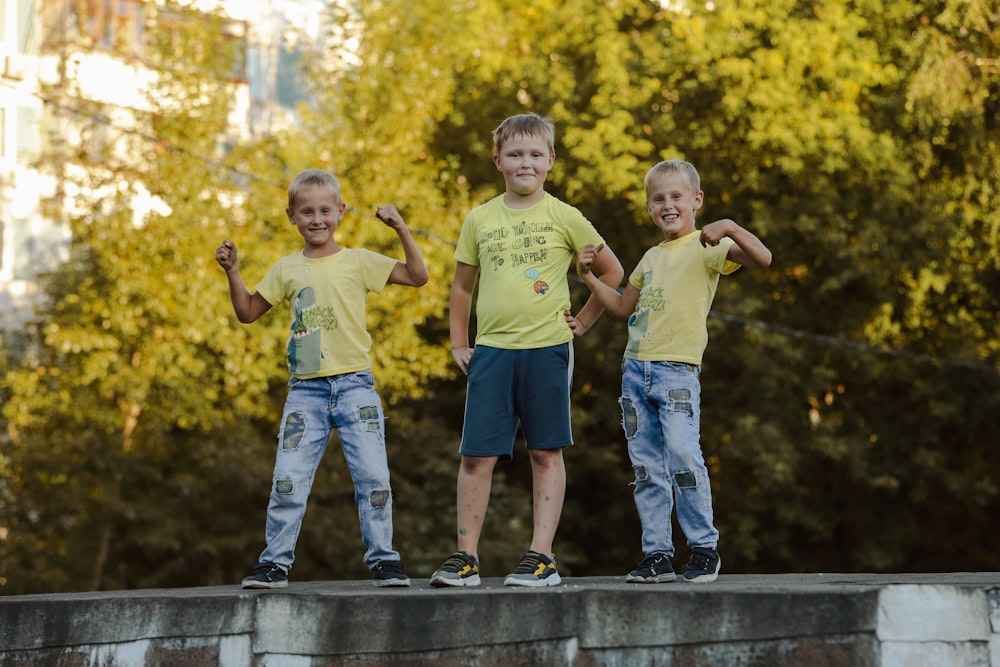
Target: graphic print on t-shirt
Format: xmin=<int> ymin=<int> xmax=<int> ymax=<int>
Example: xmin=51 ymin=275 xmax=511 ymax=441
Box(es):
xmin=626 ymin=270 xmax=663 ymax=356
xmin=288 ymin=287 xmax=339 ymax=376
xmin=479 ymin=219 xmax=553 ymax=297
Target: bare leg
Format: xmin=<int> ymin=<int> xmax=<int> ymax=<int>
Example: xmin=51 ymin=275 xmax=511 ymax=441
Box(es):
xmin=455 ymin=454 xmax=498 ymax=557
xmin=527 ymin=448 xmax=566 ymax=556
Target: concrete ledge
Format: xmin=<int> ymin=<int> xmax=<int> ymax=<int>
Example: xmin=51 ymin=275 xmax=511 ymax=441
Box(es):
xmin=1 ymin=573 xmax=998 ymax=666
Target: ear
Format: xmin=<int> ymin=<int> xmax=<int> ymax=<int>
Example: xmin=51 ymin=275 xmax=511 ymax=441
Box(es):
xmin=337 ymin=201 xmax=347 ymax=220
xmin=493 ymin=153 xmax=502 ymax=170
xmin=693 ymin=190 xmax=704 ymax=210
xmin=286 ymin=207 xmax=295 ymax=224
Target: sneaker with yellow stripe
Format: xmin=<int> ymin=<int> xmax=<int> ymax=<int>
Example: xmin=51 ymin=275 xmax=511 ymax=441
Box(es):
xmin=504 ymin=550 xmax=561 ymax=587
xmin=430 ymin=551 xmax=481 ymax=587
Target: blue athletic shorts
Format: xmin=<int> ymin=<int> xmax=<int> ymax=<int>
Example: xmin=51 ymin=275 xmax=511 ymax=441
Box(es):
xmin=459 ymin=343 xmax=575 ymax=460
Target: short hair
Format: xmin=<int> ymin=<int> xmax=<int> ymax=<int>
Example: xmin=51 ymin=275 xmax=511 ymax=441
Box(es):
xmin=644 ymin=159 xmax=701 ymax=199
xmin=287 ymin=169 xmax=341 ymax=209
xmin=492 ymin=113 xmax=556 ymax=155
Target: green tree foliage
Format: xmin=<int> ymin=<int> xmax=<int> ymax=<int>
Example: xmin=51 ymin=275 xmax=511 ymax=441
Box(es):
xmin=3 ymin=4 xmax=292 ymax=592
xmin=2 ymin=0 xmax=997 ymax=593
xmin=318 ymin=0 xmax=1000 ymax=577
xmin=0 ymin=0 xmax=457 ymax=594
xmin=657 ymin=0 xmax=1000 ymax=572
xmin=0 ymin=1 xmax=290 ymax=593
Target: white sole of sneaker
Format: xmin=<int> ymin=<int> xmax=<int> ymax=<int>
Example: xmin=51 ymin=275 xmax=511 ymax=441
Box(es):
xmin=242 ymin=580 xmax=288 ymax=589
xmin=430 ymin=574 xmax=481 ymax=587
xmin=683 ymin=556 xmax=721 ymax=583
xmin=626 ymin=573 xmax=677 ymax=583
xmin=503 ymin=573 xmax=562 ymax=587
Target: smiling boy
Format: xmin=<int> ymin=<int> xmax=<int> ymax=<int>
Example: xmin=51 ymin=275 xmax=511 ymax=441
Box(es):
xmin=576 ymin=158 xmax=771 ymax=584
xmin=430 ymin=113 xmax=623 ymax=587
xmin=215 ymin=169 xmax=428 ymax=588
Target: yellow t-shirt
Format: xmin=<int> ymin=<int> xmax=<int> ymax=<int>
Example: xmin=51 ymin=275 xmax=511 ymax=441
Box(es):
xmin=625 ymin=231 xmax=741 ymax=364
xmin=256 ymin=248 xmax=397 ymax=378
xmin=455 ymin=193 xmax=605 ymax=349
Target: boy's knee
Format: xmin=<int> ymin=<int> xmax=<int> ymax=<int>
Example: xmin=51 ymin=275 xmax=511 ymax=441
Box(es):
xmin=460 ymin=455 xmax=497 ymax=476
xmin=369 ymin=489 xmax=390 ymax=508
xmin=673 ymin=470 xmax=698 ymax=488
xmin=528 ymin=448 xmax=563 ymax=469
xmin=632 ymin=465 xmax=648 ymax=484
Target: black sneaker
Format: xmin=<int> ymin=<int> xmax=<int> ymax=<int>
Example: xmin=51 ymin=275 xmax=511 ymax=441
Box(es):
xmin=371 ymin=560 xmax=411 ymax=587
xmin=241 ymin=562 xmax=288 ymax=589
xmin=430 ymin=551 xmax=481 ymax=587
xmin=504 ymin=550 xmax=561 ymax=587
xmin=626 ymin=552 xmax=676 ymax=583
xmin=683 ymin=546 xmax=721 ymax=583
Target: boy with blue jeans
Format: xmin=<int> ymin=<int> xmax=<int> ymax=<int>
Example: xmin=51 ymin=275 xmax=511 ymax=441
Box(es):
xmin=577 ymin=159 xmax=771 ymax=583
xmin=431 ymin=113 xmax=624 ymax=588
xmin=215 ymin=169 xmax=428 ymax=588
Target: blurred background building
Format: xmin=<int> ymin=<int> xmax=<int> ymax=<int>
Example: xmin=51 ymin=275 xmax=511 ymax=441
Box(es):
xmin=0 ymin=0 xmax=323 ymax=334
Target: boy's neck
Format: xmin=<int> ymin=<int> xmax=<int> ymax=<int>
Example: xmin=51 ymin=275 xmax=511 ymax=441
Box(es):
xmin=503 ymin=188 xmax=545 ymax=210
xmin=662 ymin=228 xmax=696 ymax=242
xmin=302 ymin=241 xmax=342 ymax=258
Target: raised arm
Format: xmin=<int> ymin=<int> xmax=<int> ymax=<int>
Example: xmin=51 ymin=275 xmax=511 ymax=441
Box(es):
xmin=573 ymin=243 xmax=638 ymax=322
xmin=699 ymin=218 xmax=772 ymax=269
xmin=567 ymin=242 xmax=626 ymax=335
xmin=449 ymin=261 xmax=479 ymax=374
xmin=376 ymin=204 xmax=430 ymax=287
xmin=215 ymin=240 xmax=272 ymax=323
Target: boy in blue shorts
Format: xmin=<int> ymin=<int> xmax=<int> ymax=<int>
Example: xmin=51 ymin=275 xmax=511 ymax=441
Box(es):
xmin=576 ymin=158 xmax=771 ymax=583
xmin=430 ymin=113 xmax=624 ymax=587
xmin=215 ymin=169 xmax=428 ymax=588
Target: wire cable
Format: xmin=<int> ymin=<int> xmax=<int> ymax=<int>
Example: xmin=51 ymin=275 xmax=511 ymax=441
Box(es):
xmin=28 ymin=92 xmax=1000 ymax=377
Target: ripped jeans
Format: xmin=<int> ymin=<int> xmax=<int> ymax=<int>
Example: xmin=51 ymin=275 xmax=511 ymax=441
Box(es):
xmin=620 ymin=359 xmax=719 ymax=557
xmin=258 ymin=371 xmax=399 ymax=571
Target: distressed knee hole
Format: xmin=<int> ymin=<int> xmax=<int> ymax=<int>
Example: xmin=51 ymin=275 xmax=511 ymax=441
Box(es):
xmin=282 ymin=412 xmax=305 ymax=450
xmin=370 ymin=490 xmax=390 ymax=508
xmin=621 ymin=398 xmax=638 ymax=438
xmin=633 ymin=465 xmax=648 ymax=483
xmin=275 ymin=479 xmax=293 ymax=494
xmin=674 ymin=470 xmax=697 ymax=488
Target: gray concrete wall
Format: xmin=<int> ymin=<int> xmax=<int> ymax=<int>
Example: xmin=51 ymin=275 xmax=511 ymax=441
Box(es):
xmin=1 ymin=573 xmax=998 ymax=666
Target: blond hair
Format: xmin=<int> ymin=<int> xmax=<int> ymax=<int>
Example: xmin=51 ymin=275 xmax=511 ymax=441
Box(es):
xmin=644 ymin=159 xmax=701 ymax=199
xmin=287 ymin=169 xmax=342 ymax=209
xmin=492 ymin=113 xmax=556 ymax=155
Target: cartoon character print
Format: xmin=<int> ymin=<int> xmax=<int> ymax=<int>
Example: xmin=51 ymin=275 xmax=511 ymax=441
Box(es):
xmin=288 ymin=287 xmax=322 ymax=375
xmin=625 ymin=270 xmax=657 ymax=356
xmin=625 ymin=308 xmax=650 ymax=356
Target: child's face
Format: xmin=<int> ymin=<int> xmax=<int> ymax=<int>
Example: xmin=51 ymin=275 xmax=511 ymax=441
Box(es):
xmin=646 ymin=172 xmax=703 ymax=241
xmin=286 ymin=184 xmax=346 ymax=250
xmin=493 ymin=133 xmax=554 ymax=197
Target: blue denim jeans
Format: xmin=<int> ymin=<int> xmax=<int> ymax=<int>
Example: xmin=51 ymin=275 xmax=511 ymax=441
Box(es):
xmin=620 ymin=359 xmax=719 ymax=556
xmin=258 ymin=371 xmax=399 ymax=570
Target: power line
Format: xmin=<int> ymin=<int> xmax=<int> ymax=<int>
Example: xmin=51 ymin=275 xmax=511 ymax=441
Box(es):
xmin=710 ymin=310 xmax=998 ymax=374
xmin=31 ymin=93 xmax=1000 ymax=376
xmin=33 ymin=91 xmax=288 ymax=191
